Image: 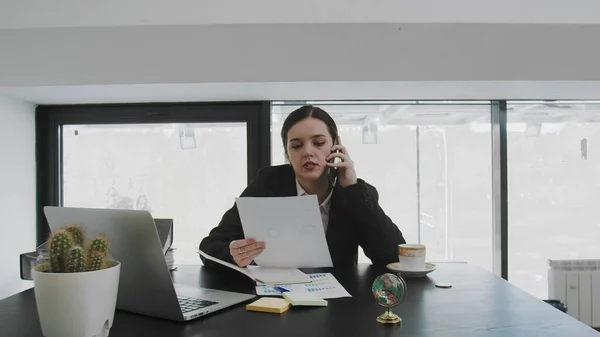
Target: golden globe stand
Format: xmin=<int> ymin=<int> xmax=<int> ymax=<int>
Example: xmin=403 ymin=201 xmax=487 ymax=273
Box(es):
xmin=376 ymin=307 xmax=401 ymax=324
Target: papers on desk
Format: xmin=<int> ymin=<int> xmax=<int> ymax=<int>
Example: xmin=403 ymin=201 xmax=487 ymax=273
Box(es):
xmin=198 ymin=251 xmax=350 ymax=298
xmin=256 ymin=273 xmax=351 ymax=299
xmin=198 ymin=250 xmax=310 ymax=285
xmin=235 ymin=195 xmax=333 ymax=268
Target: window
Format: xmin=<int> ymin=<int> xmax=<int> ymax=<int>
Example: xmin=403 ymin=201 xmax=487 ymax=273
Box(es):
xmin=62 ymin=123 xmax=247 ymax=264
xmin=36 ymin=99 xmax=600 ymax=296
xmin=272 ymin=102 xmax=493 ymax=271
xmin=507 ymin=101 xmax=600 ymax=298
xmin=36 ymin=102 xmax=270 ymax=264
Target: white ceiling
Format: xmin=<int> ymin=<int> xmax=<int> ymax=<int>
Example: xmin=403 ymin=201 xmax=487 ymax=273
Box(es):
xmin=2 ymin=0 xmax=600 ymax=28
xmin=1 ymin=1 xmax=600 ymax=104
xmin=2 ymin=23 xmax=600 ymax=86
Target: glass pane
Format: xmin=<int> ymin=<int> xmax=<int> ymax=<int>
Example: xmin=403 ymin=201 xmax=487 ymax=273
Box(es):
xmin=507 ymin=101 xmax=600 ymax=299
xmin=62 ymin=123 xmax=247 ymax=264
xmin=272 ymin=102 xmax=493 ymax=271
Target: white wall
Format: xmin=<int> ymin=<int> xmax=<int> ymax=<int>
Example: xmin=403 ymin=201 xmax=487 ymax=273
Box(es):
xmin=0 ymin=94 xmax=36 ymax=300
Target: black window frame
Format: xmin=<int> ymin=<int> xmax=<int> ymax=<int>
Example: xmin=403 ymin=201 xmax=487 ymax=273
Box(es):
xmin=35 ymin=101 xmax=271 ymax=246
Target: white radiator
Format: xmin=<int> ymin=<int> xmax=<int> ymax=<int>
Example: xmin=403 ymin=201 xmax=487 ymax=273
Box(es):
xmin=548 ymin=259 xmax=600 ymax=327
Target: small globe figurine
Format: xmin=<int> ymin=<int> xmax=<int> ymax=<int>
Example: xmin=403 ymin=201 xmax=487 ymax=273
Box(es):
xmin=372 ymin=273 xmax=407 ymax=324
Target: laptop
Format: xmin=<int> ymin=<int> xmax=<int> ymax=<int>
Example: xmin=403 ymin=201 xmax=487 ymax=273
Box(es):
xmin=43 ymin=206 xmax=256 ymax=322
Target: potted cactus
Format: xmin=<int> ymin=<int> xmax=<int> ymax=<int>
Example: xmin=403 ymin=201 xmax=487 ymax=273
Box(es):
xmin=32 ymin=224 xmax=121 ymax=337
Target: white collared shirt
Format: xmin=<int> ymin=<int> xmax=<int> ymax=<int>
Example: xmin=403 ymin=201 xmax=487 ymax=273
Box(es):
xmin=296 ymin=179 xmax=334 ymax=232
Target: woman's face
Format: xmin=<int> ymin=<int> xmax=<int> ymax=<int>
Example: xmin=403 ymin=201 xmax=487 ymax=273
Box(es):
xmin=285 ymin=117 xmax=334 ymax=183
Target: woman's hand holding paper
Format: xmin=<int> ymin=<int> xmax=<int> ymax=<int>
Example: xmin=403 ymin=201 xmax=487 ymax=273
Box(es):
xmin=229 ymin=238 xmax=265 ymax=267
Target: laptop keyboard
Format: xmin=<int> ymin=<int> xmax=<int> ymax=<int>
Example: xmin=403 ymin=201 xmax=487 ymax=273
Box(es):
xmin=177 ymin=296 xmax=219 ymax=313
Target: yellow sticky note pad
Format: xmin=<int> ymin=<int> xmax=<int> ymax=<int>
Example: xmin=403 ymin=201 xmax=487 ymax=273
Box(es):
xmin=246 ymin=297 xmax=291 ymax=314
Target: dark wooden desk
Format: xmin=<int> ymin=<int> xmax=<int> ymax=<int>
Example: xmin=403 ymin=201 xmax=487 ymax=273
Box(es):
xmin=1 ymin=263 xmax=598 ymax=337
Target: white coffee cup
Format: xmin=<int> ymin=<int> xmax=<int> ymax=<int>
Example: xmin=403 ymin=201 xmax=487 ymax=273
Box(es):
xmin=398 ymin=244 xmax=426 ymax=271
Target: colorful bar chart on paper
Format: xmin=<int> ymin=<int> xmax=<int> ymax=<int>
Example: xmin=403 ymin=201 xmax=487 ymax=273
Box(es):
xmin=255 ymin=273 xmax=351 ymax=299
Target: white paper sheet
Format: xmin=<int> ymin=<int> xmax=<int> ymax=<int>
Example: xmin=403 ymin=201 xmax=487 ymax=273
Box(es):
xmin=198 ymin=250 xmax=310 ymax=284
xmin=255 ymin=273 xmax=351 ymax=299
xmin=235 ymin=195 xmax=333 ymax=268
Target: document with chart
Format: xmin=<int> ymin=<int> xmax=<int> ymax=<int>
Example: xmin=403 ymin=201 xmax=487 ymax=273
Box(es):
xmin=255 ymin=273 xmax=351 ymax=299
xmin=235 ymin=195 xmax=334 ymax=268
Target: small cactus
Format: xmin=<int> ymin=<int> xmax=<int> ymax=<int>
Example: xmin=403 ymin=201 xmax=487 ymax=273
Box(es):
xmin=65 ymin=224 xmax=84 ymax=246
xmin=85 ymin=251 xmax=106 ymax=271
xmin=87 ymin=234 xmax=108 ymax=257
xmin=66 ymin=246 xmax=85 ymax=272
xmin=49 ymin=230 xmax=74 ymax=273
xmin=45 ymin=224 xmax=112 ymax=273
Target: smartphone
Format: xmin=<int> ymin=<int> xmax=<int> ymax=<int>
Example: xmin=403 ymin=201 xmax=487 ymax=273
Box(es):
xmin=327 ymin=138 xmax=339 ymax=186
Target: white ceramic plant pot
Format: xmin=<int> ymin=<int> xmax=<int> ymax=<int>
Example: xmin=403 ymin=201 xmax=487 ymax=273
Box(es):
xmin=32 ymin=260 xmax=121 ymax=337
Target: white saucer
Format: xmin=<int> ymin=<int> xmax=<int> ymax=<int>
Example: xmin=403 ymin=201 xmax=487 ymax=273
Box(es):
xmin=386 ymin=262 xmax=437 ymax=277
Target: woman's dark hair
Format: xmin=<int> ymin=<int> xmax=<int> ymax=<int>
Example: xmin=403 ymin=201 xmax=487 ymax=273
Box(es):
xmin=280 ymin=105 xmax=339 ymax=153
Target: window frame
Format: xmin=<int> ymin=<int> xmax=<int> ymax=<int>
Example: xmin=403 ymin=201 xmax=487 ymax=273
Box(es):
xmin=35 ymin=101 xmax=271 ymax=246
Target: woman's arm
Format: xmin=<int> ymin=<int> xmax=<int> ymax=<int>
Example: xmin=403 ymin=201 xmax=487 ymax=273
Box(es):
xmin=198 ymin=202 xmax=245 ymax=267
xmin=340 ymin=179 xmax=406 ymax=266
xmin=198 ymin=169 xmax=266 ymax=268
xmin=326 ymin=140 xmax=406 ymax=266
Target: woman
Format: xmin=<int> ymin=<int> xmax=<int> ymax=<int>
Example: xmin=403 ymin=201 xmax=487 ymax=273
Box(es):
xmin=199 ymin=105 xmax=406 ymax=268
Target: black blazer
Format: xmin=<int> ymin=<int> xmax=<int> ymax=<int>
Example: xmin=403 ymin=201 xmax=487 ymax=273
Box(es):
xmin=198 ymin=164 xmax=406 ymax=268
